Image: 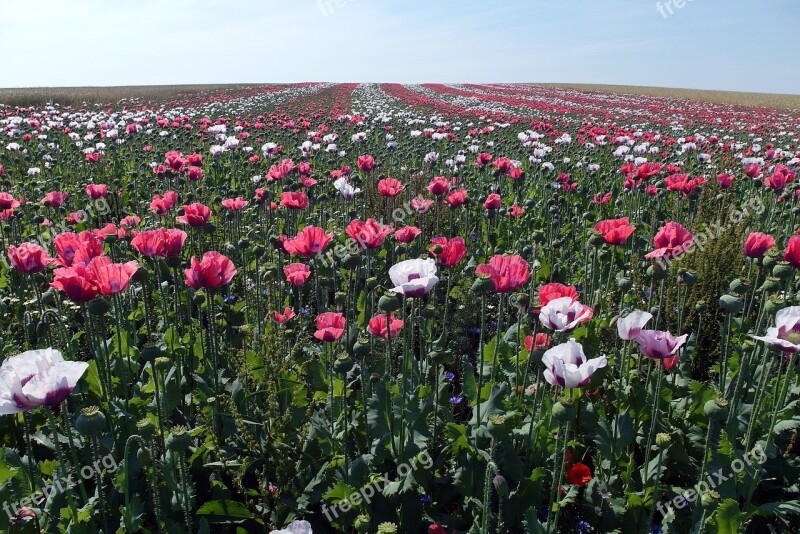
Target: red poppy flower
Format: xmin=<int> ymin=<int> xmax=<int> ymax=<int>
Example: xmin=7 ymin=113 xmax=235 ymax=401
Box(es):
xmin=645 ymin=221 xmax=693 ymax=260
xmin=283 ymin=226 xmax=334 ymax=258
xmin=284 ymin=263 xmax=311 ymax=286
xmin=368 ymin=313 xmax=404 ymax=339
xmin=744 ymin=232 xmax=775 ymax=259
xmin=280 ymin=191 xmax=309 ymax=210
xmin=85 ymin=184 xmax=108 ymax=199
xmin=484 ymin=193 xmax=501 ymax=210
xmin=377 ymin=178 xmax=405 ymax=197
xmin=394 ymin=226 xmax=421 ymax=244
xmin=346 ymin=219 xmax=393 ymax=249
xmin=313 ymin=312 xmax=345 ymax=342
xmin=7 ymin=243 xmax=53 ymax=274
xmin=184 ymin=251 xmax=236 ymax=289
xmin=538 ymin=283 xmax=579 ymax=306
xmin=357 ymin=155 xmax=375 ymax=172
xmin=274 ymin=307 xmax=296 ymax=324
xmin=429 ymin=237 xmax=467 ymax=267
xmin=476 ymin=255 xmax=530 ymax=293
xmin=427 ymin=177 xmax=450 ymax=196
xmin=594 ymin=217 xmax=636 ymax=246
xmin=176 ymin=203 xmax=212 ymax=227
xmin=567 ymin=462 xmax=592 ymax=487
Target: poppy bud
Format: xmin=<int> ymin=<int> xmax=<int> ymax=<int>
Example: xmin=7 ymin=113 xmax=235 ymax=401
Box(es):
xmin=334 ymin=291 xmax=347 ymax=305
xmin=137 ymin=446 xmax=152 ymax=466
xmin=493 ymin=475 xmax=509 ymax=498
xmin=354 ymin=515 xmax=370 ymax=532
xmin=192 ymin=293 xmax=206 ymax=306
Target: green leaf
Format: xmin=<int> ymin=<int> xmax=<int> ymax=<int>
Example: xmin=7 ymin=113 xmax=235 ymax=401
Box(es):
xmin=196 ymin=499 xmax=260 ymax=524
xmin=710 ymin=499 xmax=742 ymax=534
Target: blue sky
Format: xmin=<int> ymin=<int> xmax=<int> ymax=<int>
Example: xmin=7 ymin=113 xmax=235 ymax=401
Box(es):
xmin=1 ymin=0 xmax=798 ymax=93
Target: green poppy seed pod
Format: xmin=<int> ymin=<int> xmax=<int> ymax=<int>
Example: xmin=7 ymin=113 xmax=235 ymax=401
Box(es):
xmin=494 ymin=245 xmax=506 ymax=255
xmin=166 ymin=425 xmax=192 ymax=452
xmin=471 ymin=275 xmax=494 ymax=294
xmin=589 ymin=233 xmax=606 ymax=247
xmin=695 ymin=301 xmax=708 ymax=312
xmin=728 ymin=278 xmax=748 ymax=295
xmin=165 ymin=255 xmax=183 ymax=269
xmin=421 ymin=304 xmax=436 ymax=319
xmin=718 ymin=294 xmax=743 ymax=314
xmin=532 ymin=260 xmax=542 ymax=271
xmin=334 ymin=291 xmax=347 ymax=306
xmin=532 ymin=230 xmax=546 ymax=243
xmin=764 ymin=297 xmax=784 ymax=315
xmin=429 ymin=350 xmax=449 ymax=364
xmin=200 ymin=222 xmax=216 ymax=234
xmin=263 ymin=263 xmax=280 ymax=280
xmin=35 ymin=321 xmax=48 ymax=339
xmin=253 ymin=245 xmax=266 ymax=258
xmin=140 ymin=344 xmax=162 ymax=363
xmin=704 ymin=398 xmax=729 ymax=421
xmin=154 ymin=356 xmax=172 ymax=372
xmin=488 ymin=414 xmax=510 ymax=438
xmin=75 ymin=406 xmax=106 ymax=437
xmin=237 ymin=239 xmax=250 ymax=249
xmin=394 ymin=245 xmax=407 ymax=255
xmin=551 ymin=400 xmax=574 ymax=423
xmin=343 ymin=254 xmax=362 ymax=269
xmin=192 ymin=292 xmax=206 ymax=306
xmin=370 ymin=372 xmax=381 ymax=383
xmin=224 ymin=243 xmax=236 ymax=256
xmin=773 ymin=263 xmax=793 ymax=280
xmin=378 ymin=293 xmax=401 ymax=313
xmin=430 ymin=244 xmax=443 ymax=255
xmin=88 ymin=298 xmax=111 ymax=316
xmin=136 ymin=418 xmax=156 ymax=439
xmin=598 ymin=249 xmax=610 ymax=261
xmin=353 ymin=338 xmax=371 ymax=359
xmin=647 ymin=263 xmax=669 ymax=281
xmin=515 ymin=293 xmax=530 ymax=308
xmin=132 ymin=266 xmax=150 ymax=283
xmin=40 ymin=289 xmax=56 ymax=306
xmin=32 ymin=214 xmax=45 ymax=224
xmin=366 ymin=277 xmax=379 ymax=291
xmin=376 ymin=523 xmax=398 ymax=534
xmin=656 ymin=432 xmax=671 ymax=448
xmin=269 ymin=235 xmax=284 ymax=250
xmin=103 ymin=233 xmax=118 ymax=244
xmin=762 ymin=255 xmax=776 ymax=268
xmin=759 ymin=277 xmax=779 ymax=293
xmin=649 ymin=306 xmax=659 ymax=317
xmin=617 ymin=277 xmax=632 ymax=291
xmin=333 ymin=353 xmax=354 ymax=374
xmin=137 ymin=446 xmax=152 ymax=467
xmin=680 ymin=271 xmax=699 ymax=286
xmin=354 ymin=515 xmax=370 ymax=533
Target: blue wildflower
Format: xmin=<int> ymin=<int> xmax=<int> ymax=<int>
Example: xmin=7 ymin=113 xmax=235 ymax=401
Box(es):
xmin=449 ymin=395 xmax=463 ymax=405
xmin=444 ymin=371 xmax=455 ymax=381
xmin=420 ymin=495 xmax=430 ymax=505
xmin=576 ymin=520 xmax=591 ymax=532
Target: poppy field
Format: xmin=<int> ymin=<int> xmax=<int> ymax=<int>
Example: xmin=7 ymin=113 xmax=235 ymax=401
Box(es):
xmin=1 ymin=82 xmax=800 ymax=533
